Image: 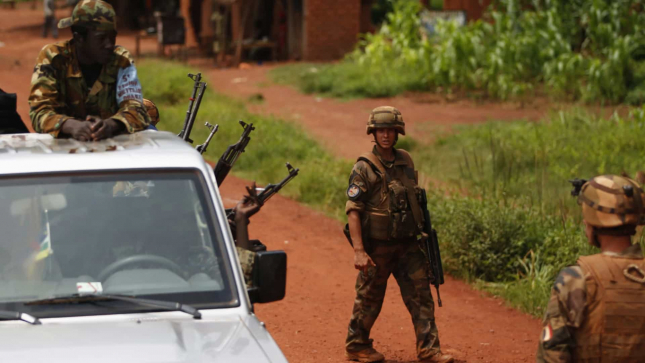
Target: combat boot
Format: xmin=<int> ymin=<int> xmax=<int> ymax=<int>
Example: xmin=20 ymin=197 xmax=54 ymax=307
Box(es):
xmin=419 ymin=351 xmax=454 ymax=363
xmin=345 ymin=347 xmax=385 ymax=362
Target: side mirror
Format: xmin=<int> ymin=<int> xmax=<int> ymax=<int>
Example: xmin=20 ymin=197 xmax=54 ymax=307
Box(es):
xmin=248 ymin=250 xmax=286 ymax=304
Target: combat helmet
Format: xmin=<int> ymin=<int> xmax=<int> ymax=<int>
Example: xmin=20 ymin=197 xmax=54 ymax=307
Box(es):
xmin=578 ymin=175 xmax=645 ymax=229
xmin=366 ymin=106 xmax=405 ymax=135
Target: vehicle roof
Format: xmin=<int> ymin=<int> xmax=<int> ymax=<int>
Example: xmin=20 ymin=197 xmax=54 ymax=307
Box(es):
xmin=0 ymin=131 xmax=208 ymax=175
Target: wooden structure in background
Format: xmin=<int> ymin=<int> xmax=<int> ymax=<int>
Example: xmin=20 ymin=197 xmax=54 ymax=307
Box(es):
xmin=441 ymin=0 xmax=492 ymax=21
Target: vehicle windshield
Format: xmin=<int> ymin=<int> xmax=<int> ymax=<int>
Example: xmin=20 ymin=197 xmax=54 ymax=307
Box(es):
xmin=0 ymin=170 xmax=237 ymax=317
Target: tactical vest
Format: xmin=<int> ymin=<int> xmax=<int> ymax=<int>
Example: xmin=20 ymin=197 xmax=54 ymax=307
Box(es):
xmin=573 ymin=253 xmax=645 ymax=362
xmin=358 ymin=150 xmax=424 ymax=242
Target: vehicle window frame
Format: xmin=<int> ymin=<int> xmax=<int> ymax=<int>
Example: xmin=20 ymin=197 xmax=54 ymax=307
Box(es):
xmin=0 ymin=168 xmax=240 ymax=318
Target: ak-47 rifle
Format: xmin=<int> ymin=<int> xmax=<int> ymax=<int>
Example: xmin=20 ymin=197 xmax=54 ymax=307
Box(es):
xmin=178 ymin=73 xmax=207 ymax=144
xmin=226 ymin=163 xmax=299 ymax=220
xmin=214 ymin=120 xmax=255 ymax=186
xmin=195 ymin=122 xmax=219 ymax=155
xmin=569 ymin=178 xmax=588 ymax=196
xmin=420 ymin=189 xmax=445 ymax=307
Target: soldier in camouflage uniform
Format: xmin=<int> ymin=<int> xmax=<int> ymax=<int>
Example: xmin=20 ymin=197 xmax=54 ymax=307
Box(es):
xmin=345 ymin=106 xmax=453 ymax=363
xmin=29 ymin=0 xmax=150 ymax=141
xmin=537 ymin=175 xmax=645 ymax=362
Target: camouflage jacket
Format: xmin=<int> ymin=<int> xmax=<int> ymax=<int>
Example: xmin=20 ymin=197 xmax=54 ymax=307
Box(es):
xmin=29 ymin=39 xmax=150 ymax=137
xmin=236 ymin=246 xmax=255 ymax=288
xmin=536 ymin=244 xmax=644 ymax=362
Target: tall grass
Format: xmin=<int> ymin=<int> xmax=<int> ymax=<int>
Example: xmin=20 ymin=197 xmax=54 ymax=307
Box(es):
xmin=420 ymin=107 xmax=645 ymax=315
xmin=138 ymin=60 xmax=352 ymax=220
xmin=272 ymin=0 xmax=645 ymax=103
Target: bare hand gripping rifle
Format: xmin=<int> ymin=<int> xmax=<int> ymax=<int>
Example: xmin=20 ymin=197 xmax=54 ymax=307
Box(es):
xmin=420 ymin=189 xmax=445 ymax=307
xmin=214 ymin=120 xmax=255 ymax=186
xmin=226 ymin=163 xmax=300 ymax=220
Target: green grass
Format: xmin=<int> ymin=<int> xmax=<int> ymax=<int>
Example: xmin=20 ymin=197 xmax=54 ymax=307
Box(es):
xmin=139 ymin=59 xmax=645 ymax=318
xmin=270 ymin=62 xmax=427 ymax=99
xmin=416 ymin=107 xmax=645 ymax=316
xmin=138 ymin=60 xmax=352 ymax=220
xmin=272 ymin=0 xmax=645 ymax=104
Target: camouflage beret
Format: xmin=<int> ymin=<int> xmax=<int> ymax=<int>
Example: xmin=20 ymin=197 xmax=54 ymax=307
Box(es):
xmin=58 ymin=0 xmax=116 ymax=31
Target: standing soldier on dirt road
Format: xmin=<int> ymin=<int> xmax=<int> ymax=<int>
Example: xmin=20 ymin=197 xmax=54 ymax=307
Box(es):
xmin=29 ymin=0 xmax=150 ymax=141
xmin=537 ymin=175 xmax=645 ymax=362
xmin=344 ymin=106 xmax=453 ymax=363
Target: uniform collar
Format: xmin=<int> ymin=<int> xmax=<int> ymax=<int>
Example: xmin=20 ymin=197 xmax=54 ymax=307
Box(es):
xmin=371 ymin=146 xmax=408 ymax=167
xmin=602 ymin=244 xmax=643 ymax=258
xmin=64 ymin=40 xmax=83 ymax=78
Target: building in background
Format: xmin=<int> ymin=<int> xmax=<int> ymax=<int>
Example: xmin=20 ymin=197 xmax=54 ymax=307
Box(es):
xmin=110 ymin=0 xmax=492 ymax=63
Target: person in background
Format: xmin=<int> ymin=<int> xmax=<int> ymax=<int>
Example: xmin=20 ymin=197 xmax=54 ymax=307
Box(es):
xmin=43 ymin=0 xmax=58 ymax=39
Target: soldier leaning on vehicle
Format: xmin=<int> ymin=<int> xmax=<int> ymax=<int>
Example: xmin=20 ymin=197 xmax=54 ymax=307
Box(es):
xmin=536 ymin=175 xmax=645 ymax=362
xmin=344 ymin=106 xmax=453 ymax=363
xmin=29 ymin=0 xmax=150 ymax=141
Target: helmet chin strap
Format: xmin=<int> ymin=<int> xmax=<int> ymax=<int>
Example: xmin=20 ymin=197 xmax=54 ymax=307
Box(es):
xmin=592 ymin=227 xmax=601 ymax=248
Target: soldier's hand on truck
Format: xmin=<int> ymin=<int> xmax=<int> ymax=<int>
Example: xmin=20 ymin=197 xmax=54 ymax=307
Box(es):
xmin=61 ymin=118 xmax=93 ymax=141
xmin=87 ymin=116 xmax=125 ymax=141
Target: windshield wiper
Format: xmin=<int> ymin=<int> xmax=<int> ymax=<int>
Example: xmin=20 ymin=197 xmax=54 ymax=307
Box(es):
xmin=25 ymin=294 xmax=201 ymax=319
xmin=0 ymin=310 xmax=41 ymax=325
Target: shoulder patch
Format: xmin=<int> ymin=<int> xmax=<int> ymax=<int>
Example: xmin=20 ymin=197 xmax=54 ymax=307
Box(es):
xmin=347 ymin=184 xmax=362 ymax=200
xmin=542 ymin=324 xmax=553 ymax=342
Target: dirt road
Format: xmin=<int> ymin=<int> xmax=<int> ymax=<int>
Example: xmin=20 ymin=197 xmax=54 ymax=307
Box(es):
xmin=206 ymin=66 xmax=549 ymax=159
xmin=1 ymin=4 xmax=541 ymax=362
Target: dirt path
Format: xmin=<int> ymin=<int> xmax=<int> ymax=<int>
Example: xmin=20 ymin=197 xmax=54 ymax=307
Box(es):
xmin=204 ymin=66 xmax=550 ymax=159
xmin=1 ymin=4 xmax=542 ymax=362
xmin=221 ymin=175 xmax=541 ymax=363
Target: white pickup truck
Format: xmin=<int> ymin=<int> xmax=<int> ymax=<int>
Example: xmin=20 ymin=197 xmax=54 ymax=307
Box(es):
xmin=0 ymin=131 xmax=288 ymax=362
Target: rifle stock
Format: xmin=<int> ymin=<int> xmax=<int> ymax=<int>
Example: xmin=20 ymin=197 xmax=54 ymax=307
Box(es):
xmin=214 ymin=120 xmax=255 ymax=186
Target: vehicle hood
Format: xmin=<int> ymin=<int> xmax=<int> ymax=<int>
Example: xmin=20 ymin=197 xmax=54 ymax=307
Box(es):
xmin=0 ymin=314 xmax=282 ymax=363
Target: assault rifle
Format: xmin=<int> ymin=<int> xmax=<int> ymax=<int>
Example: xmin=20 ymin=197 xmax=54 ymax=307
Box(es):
xmin=420 ymin=189 xmax=445 ymax=307
xmin=226 ymin=163 xmax=299 ymax=220
xmin=214 ymin=120 xmax=255 ymax=186
xmin=178 ymin=73 xmax=207 ymax=144
xmin=569 ymin=178 xmax=588 ymax=197
xmin=195 ymin=122 xmax=219 ymax=155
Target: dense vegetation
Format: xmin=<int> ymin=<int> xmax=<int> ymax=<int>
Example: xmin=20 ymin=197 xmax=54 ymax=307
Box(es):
xmin=272 ymin=0 xmax=645 ymax=103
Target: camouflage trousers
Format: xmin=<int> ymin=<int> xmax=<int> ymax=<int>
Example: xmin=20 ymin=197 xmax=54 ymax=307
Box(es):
xmin=346 ymin=239 xmax=441 ymax=360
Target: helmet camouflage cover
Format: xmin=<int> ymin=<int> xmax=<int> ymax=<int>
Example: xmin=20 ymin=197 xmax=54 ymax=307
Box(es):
xmin=366 ymin=106 xmax=405 ymax=135
xmin=579 ymin=175 xmax=645 ymax=228
xmin=58 ymin=0 xmax=116 ymax=31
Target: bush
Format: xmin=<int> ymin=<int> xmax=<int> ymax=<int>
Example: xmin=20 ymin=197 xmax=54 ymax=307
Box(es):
xmin=273 ymin=0 xmax=645 ymax=103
